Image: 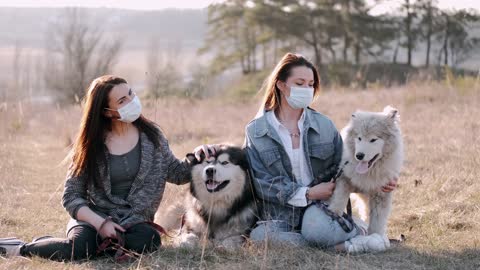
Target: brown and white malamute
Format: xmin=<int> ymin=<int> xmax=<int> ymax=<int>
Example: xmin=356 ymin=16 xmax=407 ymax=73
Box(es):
xmin=164 ymin=145 xmax=258 ymax=249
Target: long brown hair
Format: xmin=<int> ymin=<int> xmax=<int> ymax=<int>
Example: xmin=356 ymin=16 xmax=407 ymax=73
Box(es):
xmin=259 ymin=53 xmax=321 ymax=112
xmin=69 ymin=75 xmax=161 ymax=187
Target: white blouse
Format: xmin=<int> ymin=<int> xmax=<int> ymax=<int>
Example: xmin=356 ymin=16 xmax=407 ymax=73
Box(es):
xmin=266 ymin=110 xmax=312 ymax=207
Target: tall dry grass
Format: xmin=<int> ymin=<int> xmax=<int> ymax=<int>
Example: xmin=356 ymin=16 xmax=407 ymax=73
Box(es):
xmin=0 ymin=82 xmax=479 ymax=269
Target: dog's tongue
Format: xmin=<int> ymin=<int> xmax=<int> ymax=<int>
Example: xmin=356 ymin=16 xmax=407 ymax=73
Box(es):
xmin=356 ymin=161 xmax=369 ymax=174
xmin=206 ymin=180 xmax=218 ymax=190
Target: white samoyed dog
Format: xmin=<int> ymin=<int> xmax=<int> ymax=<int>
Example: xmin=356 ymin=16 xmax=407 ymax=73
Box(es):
xmin=328 ymin=106 xmax=403 ymax=237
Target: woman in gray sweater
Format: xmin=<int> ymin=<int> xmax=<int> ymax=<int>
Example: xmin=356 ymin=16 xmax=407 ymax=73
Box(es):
xmin=0 ymin=75 xmax=212 ymax=261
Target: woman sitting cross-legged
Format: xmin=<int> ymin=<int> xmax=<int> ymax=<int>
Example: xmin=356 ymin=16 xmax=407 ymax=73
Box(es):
xmin=0 ymin=75 xmax=212 ymax=261
xmin=244 ymin=53 xmax=398 ymax=253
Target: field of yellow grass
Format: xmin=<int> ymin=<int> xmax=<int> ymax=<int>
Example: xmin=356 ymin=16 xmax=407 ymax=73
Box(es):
xmin=0 ymin=82 xmax=479 ymax=269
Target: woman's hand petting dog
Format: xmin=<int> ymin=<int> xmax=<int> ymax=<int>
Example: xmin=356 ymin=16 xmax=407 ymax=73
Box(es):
xmin=308 ymin=181 xmax=336 ymax=201
xmin=193 ymin=144 xmax=219 ymax=161
xmin=381 ymin=177 xmax=398 ymax=193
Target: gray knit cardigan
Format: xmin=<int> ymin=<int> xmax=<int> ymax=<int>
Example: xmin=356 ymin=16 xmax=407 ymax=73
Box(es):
xmin=62 ymin=131 xmax=190 ymax=227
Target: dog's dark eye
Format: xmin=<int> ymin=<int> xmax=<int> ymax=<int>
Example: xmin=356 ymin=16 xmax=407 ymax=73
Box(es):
xmin=370 ymin=138 xmax=377 ymax=143
xmin=358 ymin=137 xmax=362 ymax=141
xmin=205 ymin=160 xmax=212 ymax=164
xmin=221 ymin=161 xmax=229 ymax=165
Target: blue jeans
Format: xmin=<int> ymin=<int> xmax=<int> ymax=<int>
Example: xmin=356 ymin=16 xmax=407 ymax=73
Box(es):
xmin=250 ymin=220 xmax=308 ymax=246
xmin=250 ymin=205 xmax=359 ymax=247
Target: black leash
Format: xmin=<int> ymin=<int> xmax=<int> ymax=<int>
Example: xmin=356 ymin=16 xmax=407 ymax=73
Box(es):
xmin=316 ymin=201 xmax=355 ymax=233
xmin=315 ymin=161 xmax=355 ymax=233
xmin=331 ymin=161 xmax=349 ymax=184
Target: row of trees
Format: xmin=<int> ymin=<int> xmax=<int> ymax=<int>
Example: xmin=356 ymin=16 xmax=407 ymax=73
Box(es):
xmin=201 ymin=0 xmax=480 ymax=74
xmin=401 ymin=0 xmax=480 ymax=67
xmin=5 ymin=3 xmax=478 ymax=104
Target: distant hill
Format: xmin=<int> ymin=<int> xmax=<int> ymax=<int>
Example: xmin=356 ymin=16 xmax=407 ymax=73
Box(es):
xmin=0 ymin=7 xmax=207 ymax=50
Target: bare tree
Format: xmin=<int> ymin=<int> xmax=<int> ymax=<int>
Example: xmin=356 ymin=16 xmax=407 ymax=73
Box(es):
xmin=44 ymin=8 xmax=122 ymax=104
xmin=12 ymin=41 xmax=22 ymax=100
xmin=10 ymin=41 xmax=36 ymax=101
xmin=185 ymin=63 xmax=214 ymax=99
xmin=145 ymin=37 xmax=183 ymax=98
xmin=0 ymin=81 xmax=6 ymax=103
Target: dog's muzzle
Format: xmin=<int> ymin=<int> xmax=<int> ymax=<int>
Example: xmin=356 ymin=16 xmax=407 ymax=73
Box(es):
xmin=204 ymin=165 xmax=230 ymax=193
xmin=355 ymin=153 xmax=380 ymax=174
xmin=205 ymin=178 xmax=230 ymax=193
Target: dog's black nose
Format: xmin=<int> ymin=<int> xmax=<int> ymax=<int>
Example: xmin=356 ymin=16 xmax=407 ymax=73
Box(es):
xmin=356 ymin=152 xmax=365 ymax=160
xmin=206 ymin=167 xmax=216 ymax=177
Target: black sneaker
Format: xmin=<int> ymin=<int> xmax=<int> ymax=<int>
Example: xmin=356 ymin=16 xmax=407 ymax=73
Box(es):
xmin=32 ymin=235 xmax=54 ymax=243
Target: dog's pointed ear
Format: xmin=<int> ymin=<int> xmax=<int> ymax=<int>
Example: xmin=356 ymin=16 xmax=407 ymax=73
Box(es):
xmin=185 ymin=153 xmax=197 ymax=164
xmin=383 ymin=105 xmax=400 ymax=121
xmin=351 ymin=109 xmax=362 ymax=119
xmin=238 ymin=148 xmax=250 ymax=172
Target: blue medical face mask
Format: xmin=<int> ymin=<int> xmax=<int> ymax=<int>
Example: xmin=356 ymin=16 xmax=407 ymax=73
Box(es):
xmin=285 ymin=86 xmax=314 ymax=109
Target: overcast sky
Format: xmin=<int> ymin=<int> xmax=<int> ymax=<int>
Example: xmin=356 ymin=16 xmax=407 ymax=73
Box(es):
xmin=0 ymin=0 xmax=478 ymax=12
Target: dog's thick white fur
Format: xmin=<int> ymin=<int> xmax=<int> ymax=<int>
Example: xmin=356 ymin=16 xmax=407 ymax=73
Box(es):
xmin=328 ymin=106 xmax=403 ymax=237
xmin=161 ymin=146 xmax=257 ymax=249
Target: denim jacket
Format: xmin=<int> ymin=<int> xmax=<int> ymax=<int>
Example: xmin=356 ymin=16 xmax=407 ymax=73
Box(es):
xmin=244 ymin=108 xmax=342 ymax=228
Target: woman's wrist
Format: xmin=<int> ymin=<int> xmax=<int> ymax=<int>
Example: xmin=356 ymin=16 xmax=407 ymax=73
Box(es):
xmin=91 ymin=216 xmax=106 ymax=231
xmin=97 ymin=216 xmax=112 ymax=232
xmin=77 ymin=206 xmax=108 ymax=231
xmin=305 ymin=187 xmax=311 ymax=201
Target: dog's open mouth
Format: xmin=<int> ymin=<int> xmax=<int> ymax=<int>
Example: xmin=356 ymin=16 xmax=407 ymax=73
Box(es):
xmin=205 ymin=178 xmax=230 ymax=193
xmin=356 ymin=154 xmax=379 ymax=174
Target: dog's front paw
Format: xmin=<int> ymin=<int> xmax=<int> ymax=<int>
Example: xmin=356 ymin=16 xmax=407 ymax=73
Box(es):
xmin=178 ymin=232 xmax=200 ymax=248
xmin=216 ymin=236 xmax=244 ymax=251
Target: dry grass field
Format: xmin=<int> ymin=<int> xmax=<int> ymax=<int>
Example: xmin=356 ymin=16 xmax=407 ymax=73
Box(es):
xmin=0 ymin=82 xmax=479 ymax=269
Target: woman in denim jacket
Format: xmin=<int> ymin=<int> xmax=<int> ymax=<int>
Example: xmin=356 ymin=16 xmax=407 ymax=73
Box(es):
xmin=245 ymin=53 xmax=397 ymax=253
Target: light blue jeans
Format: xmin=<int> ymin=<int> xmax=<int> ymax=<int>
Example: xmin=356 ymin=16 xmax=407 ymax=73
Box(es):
xmin=250 ymin=205 xmax=360 ymax=247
